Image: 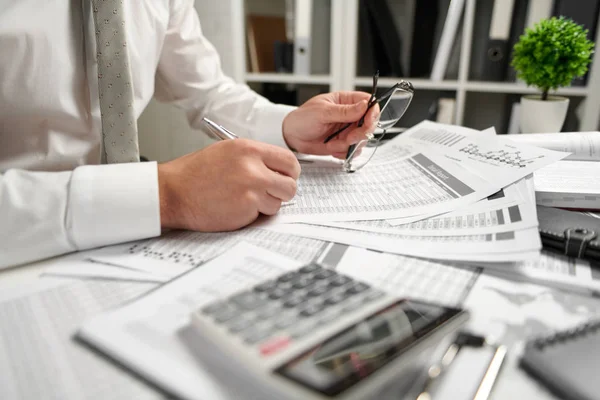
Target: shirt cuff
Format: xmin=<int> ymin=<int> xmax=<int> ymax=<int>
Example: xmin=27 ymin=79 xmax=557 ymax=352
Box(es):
xmin=67 ymin=162 xmax=161 ymax=250
xmin=252 ymin=104 xmax=296 ymax=149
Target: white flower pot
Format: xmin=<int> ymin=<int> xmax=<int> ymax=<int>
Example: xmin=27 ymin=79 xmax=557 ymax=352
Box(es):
xmin=519 ymin=95 xmax=569 ymax=134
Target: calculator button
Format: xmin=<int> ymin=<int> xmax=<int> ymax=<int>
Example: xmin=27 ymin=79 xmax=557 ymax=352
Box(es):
xmin=329 ymin=275 xmax=351 ymax=287
xmin=254 ymin=280 xmax=277 ymax=293
xmin=300 ymin=301 xmax=325 ymax=317
xmin=230 ymin=291 xmax=268 ymax=310
xmin=241 ymin=323 xmax=275 ymax=344
xmin=267 ymin=287 xmax=288 ymax=300
xmin=276 ymin=280 xmax=293 ymax=291
xmin=292 ymin=276 xmax=314 ymax=289
xmin=213 ymin=306 xmax=241 ymax=323
xmin=277 ymin=271 xmax=298 ymax=283
xmin=314 ymin=269 xmax=335 ymax=280
xmin=283 ymin=295 xmax=306 ymax=308
xmin=226 ymin=315 xmax=256 ymax=333
xmin=307 ymin=284 xmax=329 ymax=297
xmin=299 ymin=263 xmax=321 ymax=274
xmin=347 ymin=282 xmax=370 ymax=294
xmin=273 ymin=310 xmax=299 ymax=329
xmin=325 ymin=290 xmax=348 ymax=305
xmin=255 ymin=303 xmax=282 ymax=320
xmin=259 ymin=336 xmax=291 ymax=356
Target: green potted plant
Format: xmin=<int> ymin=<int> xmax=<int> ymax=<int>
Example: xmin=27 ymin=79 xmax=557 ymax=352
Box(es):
xmin=511 ymin=16 xmax=594 ymax=133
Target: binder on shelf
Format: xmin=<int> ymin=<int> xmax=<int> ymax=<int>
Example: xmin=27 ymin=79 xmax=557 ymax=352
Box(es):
xmin=525 ymin=0 xmax=553 ymax=29
xmin=388 ymin=0 xmax=416 ymax=77
xmin=293 ymin=0 xmax=313 ymax=75
xmin=552 ymin=0 xmax=600 ymax=86
xmin=505 ymin=0 xmax=529 ymax=82
xmin=356 ymin=0 xmax=376 ymax=77
xmin=479 ymin=0 xmax=516 ymax=81
xmin=410 ymin=0 xmax=439 ymax=78
xmin=362 ymin=0 xmax=404 ymax=77
xmin=309 ymin=0 xmax=331 ymax=75
xmin=431 ymin=0 xmax=465 ymax=81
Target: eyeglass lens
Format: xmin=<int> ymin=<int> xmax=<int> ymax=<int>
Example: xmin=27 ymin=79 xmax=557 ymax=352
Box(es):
xmin=344 ymin=87 xmax=413 ymax=173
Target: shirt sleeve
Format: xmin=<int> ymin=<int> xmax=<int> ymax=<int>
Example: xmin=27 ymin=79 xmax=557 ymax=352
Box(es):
xmin=153 ymin=0 xmax=296 ymax=149
xmin=0 ymin=162 xmax=161 ymax=269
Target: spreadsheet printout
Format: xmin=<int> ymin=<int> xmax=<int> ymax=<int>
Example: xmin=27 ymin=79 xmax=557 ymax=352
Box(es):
xmin=314 ymin=201 xmax=535 ymax=236
xmin=274 ymin=145 xmax=496 ymax=223
xmin=0 ymin=281 xmax=160 ymax=400
xmin=382 ymin=181 xmax=521 ymax=226
xmin=318 ymin=179 xmax=536 ymax=236
xmin=88 ymin=228 xmax=329 ymax=279
xmin=265 ymin=223 xmax=541 ymax=262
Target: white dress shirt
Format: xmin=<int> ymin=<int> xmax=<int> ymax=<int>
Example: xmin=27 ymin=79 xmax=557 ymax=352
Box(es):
xmin=0 ymin=0 xmax=295 ymax=269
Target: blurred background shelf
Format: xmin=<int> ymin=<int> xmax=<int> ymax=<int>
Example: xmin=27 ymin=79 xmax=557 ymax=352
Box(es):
xmin=354 ymin=77 xmax=461 ymax=91
xmin=245 ymin=73 xmax=331 ymax=85
xmin=463 ymin=82 xmax=589 ymax=96
xmin=138 ymin=0 xmax=600 ymax=162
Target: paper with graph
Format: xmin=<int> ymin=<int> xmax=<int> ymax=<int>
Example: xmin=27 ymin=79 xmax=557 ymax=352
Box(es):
xmin=272 ymin=121 xmax=566 ymax=225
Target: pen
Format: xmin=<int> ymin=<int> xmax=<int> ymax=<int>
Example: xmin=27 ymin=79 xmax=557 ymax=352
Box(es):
xmin=202 ymin=117 xmax=239 ymax=140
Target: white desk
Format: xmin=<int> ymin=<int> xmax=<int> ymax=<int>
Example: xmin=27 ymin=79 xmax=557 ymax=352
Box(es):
xmin=1 ymin=251 xmax=599 ymax=400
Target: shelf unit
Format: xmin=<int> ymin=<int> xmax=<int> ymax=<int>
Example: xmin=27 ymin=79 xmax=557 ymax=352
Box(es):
xmin=231 ymin=0 xmax=600 ymax=132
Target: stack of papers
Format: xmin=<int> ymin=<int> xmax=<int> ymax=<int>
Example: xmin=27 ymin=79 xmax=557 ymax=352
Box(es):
xmin=507 ymin=131 xmax=600 ymax=210
xmin=262 ymin=120 xmax=567 ymax=263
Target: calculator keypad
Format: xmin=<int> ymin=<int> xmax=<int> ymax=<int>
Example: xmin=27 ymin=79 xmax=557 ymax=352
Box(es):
xmin=200 ymin=262 xmax=384 ymax=355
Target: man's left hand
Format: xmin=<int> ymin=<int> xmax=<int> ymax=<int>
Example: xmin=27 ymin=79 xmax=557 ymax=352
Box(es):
xmin=282 ymin=91 xmax=380 ymax=159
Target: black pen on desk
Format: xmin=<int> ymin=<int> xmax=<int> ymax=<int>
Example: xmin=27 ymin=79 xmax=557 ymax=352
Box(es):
xmin=202 ymin=117 xmax=239 ymax=140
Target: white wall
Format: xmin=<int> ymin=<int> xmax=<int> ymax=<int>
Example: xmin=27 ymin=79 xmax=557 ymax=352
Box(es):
xmin=137 ymin=0 xmax=242 ymax=162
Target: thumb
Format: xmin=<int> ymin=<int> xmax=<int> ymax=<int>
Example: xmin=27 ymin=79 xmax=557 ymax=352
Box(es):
xmin=323 ymin=100 xmax=368 ymax=123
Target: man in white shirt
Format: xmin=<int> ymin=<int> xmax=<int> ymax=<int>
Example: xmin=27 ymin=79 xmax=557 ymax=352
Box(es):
xmin=0 ymin=0 xmax=378 ymax=269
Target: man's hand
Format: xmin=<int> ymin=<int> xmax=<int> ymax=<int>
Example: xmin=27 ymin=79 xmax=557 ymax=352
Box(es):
xmin=157 ymin=139 xmax=300 ymax=232
xmin=282 ymin=91 xmax=380 ymax=159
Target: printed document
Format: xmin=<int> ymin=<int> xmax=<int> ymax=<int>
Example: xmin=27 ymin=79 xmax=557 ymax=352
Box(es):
xmin=274 ymin=120 xmax=565 ymax=224
xmin=324 ymin=180 xmax=536 ymax=236
xmin=276 ymin=144 xmax=496 ymax=223
xmin=506 ymin=131 xmax=600 ymax=161
xmin=400 ymin=120 xmax=569 ymax=188
xmin=264 ymin=223 xmax=541 ymax=262
xmin=533 ymin=160 xmax=600 ymax=209
xmin=0 ymin=280 xmax=159 ymax=400
xmin=89 ymin=228 xmax=328 ymax=279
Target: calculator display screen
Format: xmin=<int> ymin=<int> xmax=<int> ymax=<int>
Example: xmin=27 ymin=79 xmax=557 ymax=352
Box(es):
xmin=275 ymin=300 xmax=462 ymax=397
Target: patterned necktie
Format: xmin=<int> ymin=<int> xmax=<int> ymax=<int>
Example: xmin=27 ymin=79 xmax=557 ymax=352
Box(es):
xmin=91 ymin=0 xmax=139 ymax=163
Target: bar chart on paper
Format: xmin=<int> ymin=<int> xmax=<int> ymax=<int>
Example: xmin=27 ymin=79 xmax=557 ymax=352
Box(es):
xmin=322 ymin=202 xmax=533 ymax=237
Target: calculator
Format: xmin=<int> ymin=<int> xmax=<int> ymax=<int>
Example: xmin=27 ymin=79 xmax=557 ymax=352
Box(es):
xmin=189 ymin=262 xmax=469 ymax=400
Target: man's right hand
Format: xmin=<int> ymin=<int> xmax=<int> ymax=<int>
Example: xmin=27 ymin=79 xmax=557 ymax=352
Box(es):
xmin=157 ymin=139 xmax=300 ymax=232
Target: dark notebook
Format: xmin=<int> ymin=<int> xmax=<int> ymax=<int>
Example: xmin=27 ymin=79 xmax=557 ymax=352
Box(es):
xmin=537 ymin=205 xmax=600 ymax=263
xmin=521 ymin=319 xmax=600 ymax=400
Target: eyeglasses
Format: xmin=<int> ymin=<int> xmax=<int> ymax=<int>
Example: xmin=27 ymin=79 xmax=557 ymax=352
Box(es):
xmin=323 ymin=72 xmax=414 ymax=173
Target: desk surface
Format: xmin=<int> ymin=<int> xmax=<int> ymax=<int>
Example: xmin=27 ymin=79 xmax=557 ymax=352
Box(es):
xmin=2 ymin=253 xmax=600 ymax=400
